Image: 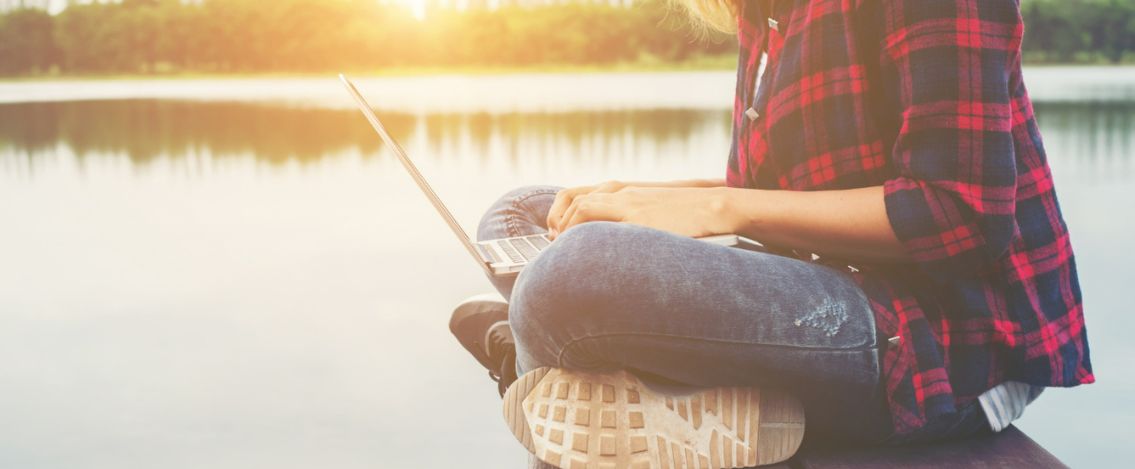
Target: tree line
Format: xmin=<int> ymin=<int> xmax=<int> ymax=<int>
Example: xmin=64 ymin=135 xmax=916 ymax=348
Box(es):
xmin=0 ymin=0 xmax=732 ymax=76
xmin=1 ymin=0 xmax=1133 ymax=77
xmin=1021 ymin=0 xmax=1135 ymax=63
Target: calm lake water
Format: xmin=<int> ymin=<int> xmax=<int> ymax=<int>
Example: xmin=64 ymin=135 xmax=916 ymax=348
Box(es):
xmin=1 ymin=69 xmax=1132 ymax=468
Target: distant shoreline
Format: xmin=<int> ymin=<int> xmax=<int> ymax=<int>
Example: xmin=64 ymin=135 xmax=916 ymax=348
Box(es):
xmin=0 ymin=57 xmax=742 ymax=83
xmin=3 ymin=60 xmax=1135 ymax=83
xmin=2 ymin=66 xmax=1132 ymax=111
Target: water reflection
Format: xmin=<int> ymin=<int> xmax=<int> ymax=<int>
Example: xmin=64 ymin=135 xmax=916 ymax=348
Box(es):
xmin=0 ymin=100 xmax=387 ymax=163
xmin=1 ymin=100 xmax=1130 ymax=184
xmin=0 ymin=96 xmax=1132 ymax=469
xmin=0 ymin=100 xmax=731 ymax=168
xmin=1034 ymin=102 xmax=1135 ymax=182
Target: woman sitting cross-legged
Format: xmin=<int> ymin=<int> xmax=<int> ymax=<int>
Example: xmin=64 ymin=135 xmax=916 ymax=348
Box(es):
xmin=449 ymin=0 xmax=1093 ymax=467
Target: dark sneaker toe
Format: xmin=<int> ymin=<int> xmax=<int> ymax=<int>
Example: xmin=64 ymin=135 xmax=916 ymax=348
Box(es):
xmin=449 ymin=293 xmax=509 ymax=371
xmin=486 ymin=320 xmax=518 ymax=396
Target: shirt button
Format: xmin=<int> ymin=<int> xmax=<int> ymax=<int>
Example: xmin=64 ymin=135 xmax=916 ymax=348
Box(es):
xmin=745 ymin=107 xmax=760 ymax=120
xmin=768 ymin=18 xmax=780 ymax=32
xmin=888 ymin=336 xmax=903 ymax=349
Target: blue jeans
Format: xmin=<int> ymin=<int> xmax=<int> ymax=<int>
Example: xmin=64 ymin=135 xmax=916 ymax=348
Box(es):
xmin=477 ymin=186 xmax=988 ymax=462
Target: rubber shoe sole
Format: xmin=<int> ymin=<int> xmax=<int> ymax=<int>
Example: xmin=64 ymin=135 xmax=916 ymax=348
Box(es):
xmin=503 ymin=367 xmax=806 ymax=469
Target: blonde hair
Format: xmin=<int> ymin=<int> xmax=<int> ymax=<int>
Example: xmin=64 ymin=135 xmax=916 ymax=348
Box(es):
xmin=672 ymin=0 xmax=740 ymax=34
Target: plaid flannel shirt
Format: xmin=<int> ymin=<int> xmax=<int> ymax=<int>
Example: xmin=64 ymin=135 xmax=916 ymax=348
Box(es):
xmin=726 ymin=0 xmax=1093 ymax=434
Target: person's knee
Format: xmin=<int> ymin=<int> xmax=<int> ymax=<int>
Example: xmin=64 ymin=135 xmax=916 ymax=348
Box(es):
xmin=477 ymin=185 xmax=560 ymax=242
xmin=509 ymin=222 xmax=637 ymax=368
xmin=540 ymin=221 xmax=629 ymax=271
xmin=509 ymin=222 xmax=637 ymax=335
xmin=498 ymin=185 xmax=561 ymax=206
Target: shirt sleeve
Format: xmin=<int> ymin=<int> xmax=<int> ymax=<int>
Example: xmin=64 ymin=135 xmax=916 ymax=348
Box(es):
xmin=879 ymin=0 xmax=1023 ymax=279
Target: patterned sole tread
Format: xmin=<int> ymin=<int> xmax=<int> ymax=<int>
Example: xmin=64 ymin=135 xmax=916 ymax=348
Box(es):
xmin=503 ymin=367 xmax=806 ymax=469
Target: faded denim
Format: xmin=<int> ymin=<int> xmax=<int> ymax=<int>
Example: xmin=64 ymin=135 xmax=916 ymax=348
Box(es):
xmin=475 ymin=186 xmax=986 ymax=466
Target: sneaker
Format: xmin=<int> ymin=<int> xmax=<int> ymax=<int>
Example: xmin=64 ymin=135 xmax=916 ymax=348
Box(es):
xmin=449 ymin=294 xmax=517 ymax=396
xmin=485 ymin=320 xmax=518 ymax=396
xmin=502 ymin=367 xmax=806 ymax=468
xmin=449 ymin=294 xmax=509 ymax=371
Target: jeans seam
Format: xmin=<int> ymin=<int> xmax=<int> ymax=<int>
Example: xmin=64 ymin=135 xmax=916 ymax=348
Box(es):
xmin=555 ymin=331 xmax=880 ymax=367
xmin=505 ymin=189 xmax=559 ymax=238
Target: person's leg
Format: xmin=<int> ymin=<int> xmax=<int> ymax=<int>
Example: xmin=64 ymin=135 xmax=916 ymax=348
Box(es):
xmin=508 ymin=221 xmax=891 ymax=444
xmin=475 ymin=186 xmax=984 ymax=456
xmin=473 ymin=185 xmax=564 ymax=468
xmin=476 ymin=185 xmax=562 ymax=300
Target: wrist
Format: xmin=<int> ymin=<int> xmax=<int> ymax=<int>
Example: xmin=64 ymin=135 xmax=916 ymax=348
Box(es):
xmin=707 ymin=187 xmax=748 ymax=235
xmin=712 ymin=186 xmax=780 ymax=236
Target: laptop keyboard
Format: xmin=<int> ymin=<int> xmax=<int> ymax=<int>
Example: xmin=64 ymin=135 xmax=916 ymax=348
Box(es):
xmin=527 ymin=235 xmax=551 ymax=250
xmin=509 ymin=238 xmax=540 ymax=260
xmin=476 ymin=244 xmax=501 ymax=264
xmin=495 ymin=235 xmax=551 ymax=264
xmin=497 ymin=239 xmax=524 ymax=263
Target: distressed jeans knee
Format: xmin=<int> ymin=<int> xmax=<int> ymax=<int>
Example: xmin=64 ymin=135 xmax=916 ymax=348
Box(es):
xmin=793 ymin=300 xmax=851 ymax=337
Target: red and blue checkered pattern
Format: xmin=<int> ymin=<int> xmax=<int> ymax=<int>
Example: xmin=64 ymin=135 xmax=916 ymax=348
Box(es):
xmin=726 ymin=0 xmax=1093 ymax=434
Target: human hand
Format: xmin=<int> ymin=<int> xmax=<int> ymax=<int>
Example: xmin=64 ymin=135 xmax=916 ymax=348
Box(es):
xmin=546 ymin=181 xmax=631 ymax=238
xmin=550 ymin=186 xmax=737 ymax=239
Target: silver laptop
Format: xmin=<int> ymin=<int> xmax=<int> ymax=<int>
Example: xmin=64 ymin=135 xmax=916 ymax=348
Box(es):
xmin=339 ymin=74 xmax=761 ymax=277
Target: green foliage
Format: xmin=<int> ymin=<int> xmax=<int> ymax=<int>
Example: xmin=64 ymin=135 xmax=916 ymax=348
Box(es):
xmin=1021 ymin=0 xmax=1135 ymax=63
xmin=0 ymin=8 xmax=56 ymax=74
xmin=8 ymin=0 xmax=1131 ymax=76
xmin=0 ymin=0 xmax=733 ymax=76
